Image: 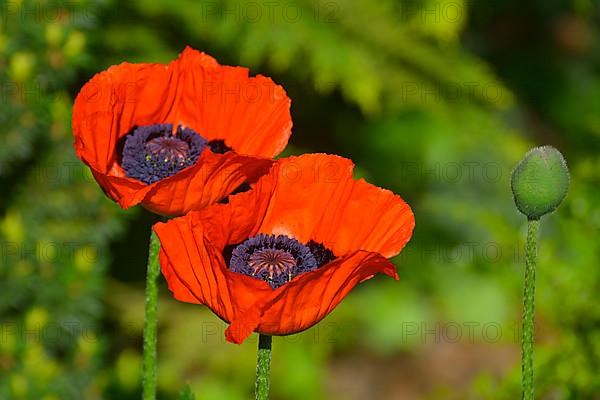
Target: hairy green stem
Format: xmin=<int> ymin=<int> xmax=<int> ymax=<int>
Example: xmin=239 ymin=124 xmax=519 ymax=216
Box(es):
xmin=255 ymin=334 xmax=273 ymax=400
xmin=143 ymin=230 xmax=161 ymax=400
xmin=522 ymin=218 xmax=539 ymax=400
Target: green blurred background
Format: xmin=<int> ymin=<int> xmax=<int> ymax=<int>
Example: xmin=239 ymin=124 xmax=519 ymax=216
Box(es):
xmin=1 ymin=0 xmax=599 ymax=399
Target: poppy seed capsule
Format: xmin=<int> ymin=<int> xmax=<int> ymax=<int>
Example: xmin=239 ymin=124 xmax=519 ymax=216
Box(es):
xmin=511 ymin=145 xmax=569 ymax=219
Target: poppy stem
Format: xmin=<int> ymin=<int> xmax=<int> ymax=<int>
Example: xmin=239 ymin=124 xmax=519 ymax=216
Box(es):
xmin=255 ymin=334 xmax=272 ymax=400
xmin=521 ymin=218 xmax=539 ymax=400
xmin=142 ymin=230 xmax=161 ymax=400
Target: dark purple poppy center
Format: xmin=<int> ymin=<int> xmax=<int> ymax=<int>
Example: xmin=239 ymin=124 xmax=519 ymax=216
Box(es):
xmin=228 ymin=234 xmax=335 ymax=289
xmin=121 ymin=123 xmax=232 ymax=184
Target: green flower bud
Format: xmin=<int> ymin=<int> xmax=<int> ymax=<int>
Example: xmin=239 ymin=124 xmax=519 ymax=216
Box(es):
xmin=511 ymin=145 xmax=569 ymax=219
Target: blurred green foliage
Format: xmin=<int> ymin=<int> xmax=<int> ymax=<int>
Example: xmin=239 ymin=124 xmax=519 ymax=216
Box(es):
xmin=1 ymin=0 xmax=599 ymax=399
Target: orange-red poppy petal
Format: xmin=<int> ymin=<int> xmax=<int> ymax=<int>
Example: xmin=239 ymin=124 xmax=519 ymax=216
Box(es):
xmin=225 ymin=251 xmax=398 ymax=344
xmin=73 ymin=60 xmax=177 ymax=173
xmin=155 ymin=212 xmax=400 ymax=345
xmin=154 ymin=214 xmax=274 ymax=325
xmin=139 ymin=151 xmax=272 ymax=216
xmin=88 ymin=151 xmax=272 ymax=216
xmin=73 ymin=47 xmax=292 ymax=170
xmin=174 ymin=47 xmax=292 ymax=157
xmin=225 ymin=154 xmax=415 ymax=257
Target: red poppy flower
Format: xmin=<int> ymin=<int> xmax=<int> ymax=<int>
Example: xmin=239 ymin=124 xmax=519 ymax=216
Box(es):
xmin=72 ymin=46 xmax=292 ymax=216
xmin=153 ymin=154 xmax=415 ymax=344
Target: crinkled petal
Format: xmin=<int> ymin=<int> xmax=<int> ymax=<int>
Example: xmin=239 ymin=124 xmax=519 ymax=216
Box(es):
xmin=227 ymin=154 xmax=415 ymax=257
xmin=154 ymin=215 xmax=274 ymax=326
xmin=226 ymin=251 xmax=398 ymax=344
xmin=88 ymin=151 xmax=272 ymax=216
xmin=174 ymin=47 xmax=292 ymax=157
